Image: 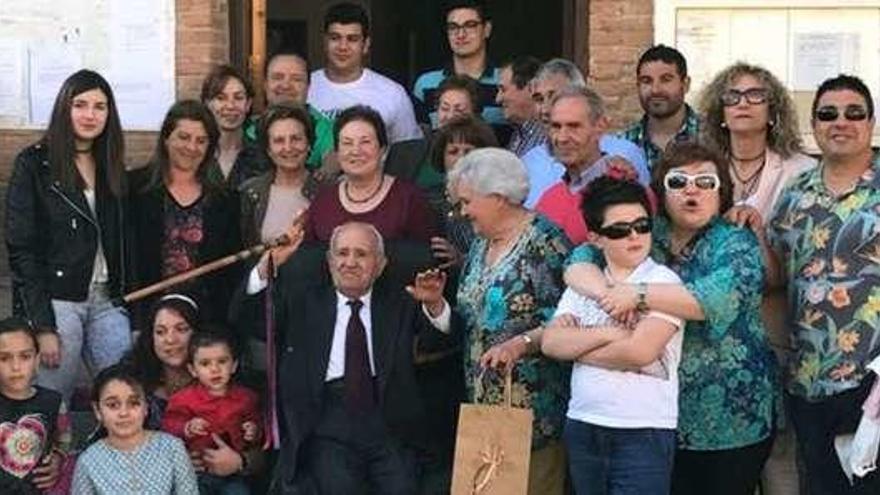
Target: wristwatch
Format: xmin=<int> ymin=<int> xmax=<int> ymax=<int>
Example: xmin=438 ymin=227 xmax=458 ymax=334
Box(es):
xmin=635 ymin=283 xmax=649 ymax=312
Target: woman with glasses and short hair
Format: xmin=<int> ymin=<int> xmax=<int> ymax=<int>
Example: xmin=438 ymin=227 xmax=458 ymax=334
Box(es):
xmin=564 ymin=142 xmax=777 ymax=495
xmin=699 ymin=63 xmax=817 ymax=495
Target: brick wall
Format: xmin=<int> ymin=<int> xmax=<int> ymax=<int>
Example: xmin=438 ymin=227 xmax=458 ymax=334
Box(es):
xmin=587 ymin=0 xmax=654 ymax=131
xmin=0 ymin=0 xmax=229 ymax=276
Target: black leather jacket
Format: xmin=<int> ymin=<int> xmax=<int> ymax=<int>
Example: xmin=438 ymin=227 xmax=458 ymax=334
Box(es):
xmin=5 ymin=143 xmax=130 ymax=329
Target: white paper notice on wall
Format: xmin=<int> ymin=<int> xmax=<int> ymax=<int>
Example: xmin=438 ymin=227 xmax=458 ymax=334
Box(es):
xmin=0 ymin=40 xmax=27 ymax=125
xmin=793 ymin=33 xmax=861 ymax=91
xmin=28 ymin=45 xmax=84 ymax=127
xmin=0 ymin=0 xmax=175 ymax=130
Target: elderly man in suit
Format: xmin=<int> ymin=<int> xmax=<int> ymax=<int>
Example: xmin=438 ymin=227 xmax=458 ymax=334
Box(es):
xmin=256 ymin=221 xmax=450 ymax=494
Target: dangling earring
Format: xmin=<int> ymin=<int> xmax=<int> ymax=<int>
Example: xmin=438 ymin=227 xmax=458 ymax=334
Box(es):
xmin=720 ymin=121 xmax=728 ymax=129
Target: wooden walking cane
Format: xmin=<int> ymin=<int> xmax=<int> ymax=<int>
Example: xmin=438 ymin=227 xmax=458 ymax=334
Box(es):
xmin=117 ymin=234 xmax=291 ymax=305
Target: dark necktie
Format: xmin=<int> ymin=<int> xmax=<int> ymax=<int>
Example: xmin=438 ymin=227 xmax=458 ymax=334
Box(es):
xmin=345 ymin=299 xmax=374 ymax=412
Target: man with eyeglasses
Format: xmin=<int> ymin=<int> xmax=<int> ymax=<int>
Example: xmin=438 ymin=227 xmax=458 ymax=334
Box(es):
xmin=307 ymin=2 xmax=422 ymax=144
xmin=534 ymin=87 xmax=650 ymax=244
xmin=766 ymin=74 xmax=880 ymax=494
xmin=620 ymin=44 xmax=701 ymax=170
xmin=412 ymin=0 xmax=505 ymax=132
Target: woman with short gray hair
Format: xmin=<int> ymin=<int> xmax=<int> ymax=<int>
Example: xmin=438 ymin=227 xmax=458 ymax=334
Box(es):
xmin=446 ymin=147 xmax=572 ymax=495
xmin=447 ymin=147 xmax=530 ymax=205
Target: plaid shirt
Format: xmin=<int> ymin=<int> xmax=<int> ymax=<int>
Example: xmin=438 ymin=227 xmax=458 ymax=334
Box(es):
xmin=508 ymin=118 xmax=547 ymax=158
xmin=619 ymin=104 xmax=701 ymax=170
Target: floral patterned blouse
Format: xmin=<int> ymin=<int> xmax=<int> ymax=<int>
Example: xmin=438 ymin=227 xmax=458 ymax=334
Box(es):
xmin=161 ymin=192 xmax=204 ymax=278
xmin=767 ymin=152 xmax=880 ymax=400
xmin=457 ymin=214 xmax=571 ymax=449
xmin=569 ymin=215 xmax=777 ymax=451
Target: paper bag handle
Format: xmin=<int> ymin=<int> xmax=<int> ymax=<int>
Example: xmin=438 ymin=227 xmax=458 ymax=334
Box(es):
xmin=475 ymin=367 xmax=514 ymax=408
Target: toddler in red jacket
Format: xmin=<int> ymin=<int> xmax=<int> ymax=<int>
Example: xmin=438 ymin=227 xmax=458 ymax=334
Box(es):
xmin=161 ymin=331 xmax=260 ymax=494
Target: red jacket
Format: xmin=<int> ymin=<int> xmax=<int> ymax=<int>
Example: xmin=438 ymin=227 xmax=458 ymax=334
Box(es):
xmin=161 ymin=383 xmax=261 ymax=453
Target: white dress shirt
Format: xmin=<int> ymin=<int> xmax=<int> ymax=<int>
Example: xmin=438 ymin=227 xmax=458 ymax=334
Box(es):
xmin=325 ymin=291 xmax=377 ymax=381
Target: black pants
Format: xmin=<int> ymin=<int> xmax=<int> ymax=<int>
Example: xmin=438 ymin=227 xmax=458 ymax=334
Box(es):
xmin=788 ymin=375 xmax=880 ymax=495
xmin=305 ymin=380 xmax=417 ymax=495
xmin=671 ymin=435 xmax=774 ymax=495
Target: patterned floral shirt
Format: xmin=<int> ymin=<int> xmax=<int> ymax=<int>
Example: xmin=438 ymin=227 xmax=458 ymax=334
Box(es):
xmin=457 ymin=215 xmax=571 ymax=449
xmin=161 ymin=192 xmax=204 ymax=278
xmin=767 ymin=152 xmax=880 ymax=400
xmin=618 ymin=104 xmax=701 ymax=170
xmin=569 ymin=215 xmax=777 ymax=450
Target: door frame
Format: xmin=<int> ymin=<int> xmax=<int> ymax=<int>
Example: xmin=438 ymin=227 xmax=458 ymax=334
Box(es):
xmin=229 ymin=0 xmax=591 ymax=107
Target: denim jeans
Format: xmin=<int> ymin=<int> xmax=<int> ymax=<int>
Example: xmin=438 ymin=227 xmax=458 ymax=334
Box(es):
xmin=198 ymin=473 xmax=251 ymax=495
xmin=563 ymin=418 xmax=675 ymax=495
xmin=37 ymin=283 xmax=131 ymax=402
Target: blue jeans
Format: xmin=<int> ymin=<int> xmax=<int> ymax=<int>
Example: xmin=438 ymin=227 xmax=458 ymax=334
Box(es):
xmin=198 ymin=473 xmax=251 ymax=495
xmin=37 ymin=283 xmax=131 ymax=402
xmin=564 ymin=418 xmax=675 ymax=495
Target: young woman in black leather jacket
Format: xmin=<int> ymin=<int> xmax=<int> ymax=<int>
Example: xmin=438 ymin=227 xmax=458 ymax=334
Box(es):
xmin=5 ymin=69 xmax=132 ymax=403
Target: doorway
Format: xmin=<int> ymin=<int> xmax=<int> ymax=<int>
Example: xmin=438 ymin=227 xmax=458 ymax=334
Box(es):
xmin=233 ymin=0 xmax=588 ymax=94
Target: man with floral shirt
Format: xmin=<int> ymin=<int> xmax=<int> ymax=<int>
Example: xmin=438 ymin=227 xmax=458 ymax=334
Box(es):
xmin=767 ymin=74 xmax=880 ymax=494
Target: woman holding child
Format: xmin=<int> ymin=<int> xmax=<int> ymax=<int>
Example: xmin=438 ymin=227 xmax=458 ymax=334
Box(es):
xmin=541 ymin=177 xmax=684 ymax=495
xmin=564 ymin=142 xmax=777 ymax=495
xmin=124 ymin=294 xmax=263 ymax=486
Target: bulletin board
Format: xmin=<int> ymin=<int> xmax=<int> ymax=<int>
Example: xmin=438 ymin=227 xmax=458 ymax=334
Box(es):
xmin=0 ymin=0 xmax=176 ymax=130
xmin=655 ymin=1 xmax=880 ymax=152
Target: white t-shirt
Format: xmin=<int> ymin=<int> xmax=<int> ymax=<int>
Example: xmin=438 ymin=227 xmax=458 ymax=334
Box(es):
xmin=307 ymin=68 xmax=423 ymax=144
xmin=555 ymin=257 xmax=683 ymax=429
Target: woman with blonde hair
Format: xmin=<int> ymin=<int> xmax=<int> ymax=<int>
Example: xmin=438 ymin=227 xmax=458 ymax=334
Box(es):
xmin=699 ymin=62 xmax=816 ymax=495
xmin=698 ymin=62 xmax=815 ymax=213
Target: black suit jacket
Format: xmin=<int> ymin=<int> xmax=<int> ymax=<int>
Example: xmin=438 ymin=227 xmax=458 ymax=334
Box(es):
xmin=269 ymin=244 xmax=453 ymax=494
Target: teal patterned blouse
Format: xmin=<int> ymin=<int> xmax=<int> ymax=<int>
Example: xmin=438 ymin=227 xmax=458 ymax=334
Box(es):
xmin=457 ymin=214 xmax=571 ymax=449
xmin=767 ymin=152 xmax=880 ymax=400
xmin=568 ymin=215 xmax=777 ymax=451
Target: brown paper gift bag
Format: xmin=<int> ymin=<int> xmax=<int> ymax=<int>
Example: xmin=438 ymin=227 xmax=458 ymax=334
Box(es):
xmin=450 ymin=369 xmax=534 ymax=495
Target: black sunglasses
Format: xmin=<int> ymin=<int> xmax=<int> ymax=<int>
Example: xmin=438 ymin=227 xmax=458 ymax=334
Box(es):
xmin=815 ymin=105 xmax=869 ymax=122
xmin=721 ymin=87 xmax=768 ymax=106
xmin=597 ymin=217 xmax=652 ymax=240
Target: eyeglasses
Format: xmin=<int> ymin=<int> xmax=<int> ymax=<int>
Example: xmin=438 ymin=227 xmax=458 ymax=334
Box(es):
xmin=720 ymin=88 xmax=768 ymax=106
xmin=814 ymin=105 xmax=869 ymax=122
xmin=597 ymin=217 xmax=652 ymax=240
xmin=446 ymin=20 xmax=483 ymax=34
xmin=664 ymin=171 xmax=720 ymax=191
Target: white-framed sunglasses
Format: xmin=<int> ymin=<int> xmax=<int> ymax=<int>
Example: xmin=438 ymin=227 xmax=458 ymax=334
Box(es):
xmin=663 ymin=171 xmax=720 ymax=191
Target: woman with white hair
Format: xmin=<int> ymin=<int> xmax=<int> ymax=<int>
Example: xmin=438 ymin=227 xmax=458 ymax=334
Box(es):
xmin=445 ymin=147 xmax=572 ymax=495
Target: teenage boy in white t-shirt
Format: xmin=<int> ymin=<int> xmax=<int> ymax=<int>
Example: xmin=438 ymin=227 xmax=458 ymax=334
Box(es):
xmin=307 ymin=2 xmax=422 ymax=144
xmin=542 ymin=176 xmax=684 ymax=495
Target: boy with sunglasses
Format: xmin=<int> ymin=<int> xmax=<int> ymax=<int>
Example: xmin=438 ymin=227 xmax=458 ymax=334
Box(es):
xmin=542 ymin=176 xmax=684 ymax=495
xmin=766 ymin=74 xmax=880 ymax=494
